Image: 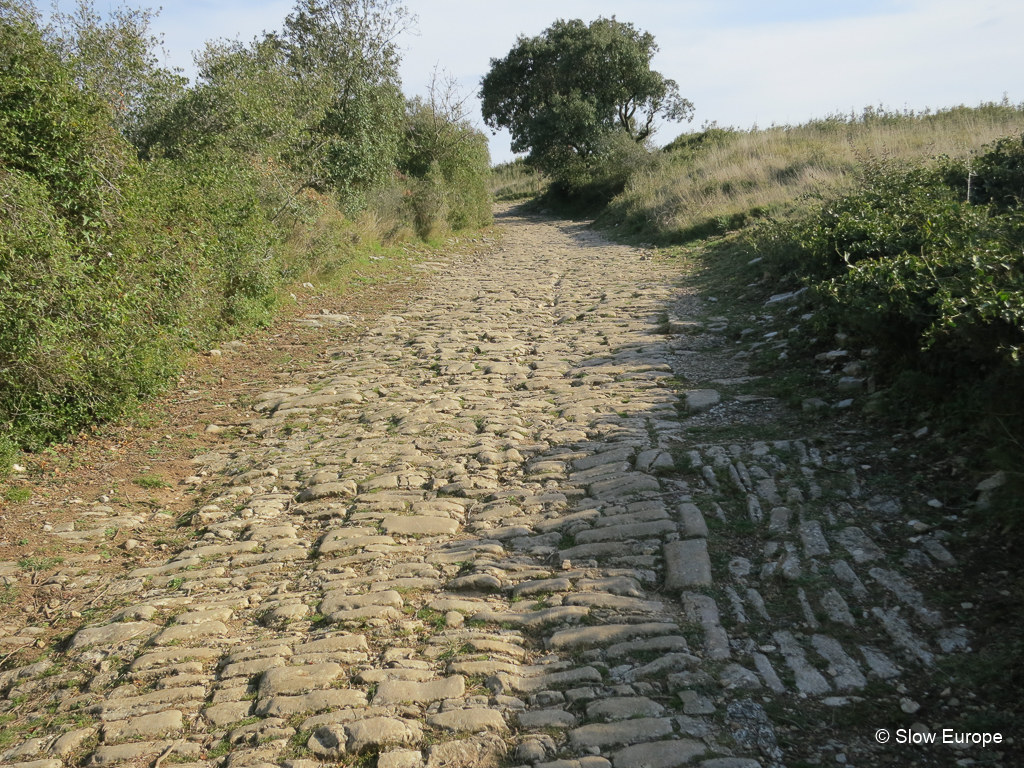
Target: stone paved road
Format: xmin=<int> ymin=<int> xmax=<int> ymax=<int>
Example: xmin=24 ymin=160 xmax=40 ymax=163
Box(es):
xmin=0 ymin=207 xmax=976 ymax=768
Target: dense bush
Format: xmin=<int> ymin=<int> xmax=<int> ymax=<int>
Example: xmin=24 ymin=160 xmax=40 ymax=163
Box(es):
xmin=399 ymin=93 xmax=491 ymax=234
xmin=753 ymin=152 xmax=1024 ymax=374
xmin=747 ymin=140 xmax=1024 ymax=453
xmin=1 ymin=0 xmax=493 ymax=456
xmin=0 ymin=17 xmax=284 ymax=448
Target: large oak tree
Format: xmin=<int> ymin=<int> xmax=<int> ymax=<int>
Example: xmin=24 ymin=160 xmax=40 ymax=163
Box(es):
xmin=481 ymin=17 xmax=693 ymax=181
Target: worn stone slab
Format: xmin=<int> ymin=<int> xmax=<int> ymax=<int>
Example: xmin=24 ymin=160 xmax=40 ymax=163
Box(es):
xmin=89 ymin=741 xmax=201 ymax=765
xmin=102 ymin=710 xmax=183 ymax=742
xmin=836 ymin=527 xmax=884 ymax=563
xmin=821 ymin=588 xmax=855 ymax=626
xmin=605 ymin=635 xmax=689 ymax=660
xmin=586 ymin=697 xmax=664 ymax=721
xmin=259 ymin=663 xmax=343 ymax=698
xmin=517 ymin=709 xmax=578 ymax=729
xmin=557 ymin=542 xmax=624 ymax=562
xmin=131 ymin=648 xmax=220 ymax=671
xmin=496 ymin=666 xmax=602 ymax=694
xmin=378 ymin=750 xmax=424 ymax=768
xmin=798 ymin=520 xmax=830 ymax=557
xmin=752 ymin=653 xmax=785 ymax=693
xmin=69 ymin=622 xmax=158 ymax=649
xmin=321 ymin=590 xmax=403 ymax=615
xmin=612 ymin=739 xmax=706 ymax=768
xmin=665 ymin=539 xmax=712 ymax=589
xmin=372 ymin=676 xmax=465 ymax=705
xmin=427 ymin=708 xmax=507 ymax=733
xmin=773 ymin=630 xmax=831 ymax=695
xmin=258 ymin=689 xmax=367 ymax=717
xmin=151 ymin=621 xmax=228 ymax=646
xmin=221 ymin=656 xmax=285 ymax=679
xmin=684 ymin=390 xmax=720 ymax=412
xmin=204 ymin=701 xmax=254 ymax=727
xmin=511 ymin=577 xmax=572 ymax=598
xmin=346 ymin=717 xmax=423 ymax=754
xmin=568 ymin=718 xmax=673 ymax=749
xmin=811 ymin=635 xmax=867 ymax=691
xmin=574 ymin=520 xmax=676 ymax=544
xmin=93 ymin=687 xmax=207 ymax=720
xmin=576 ymin=576 xmax=644 ymax=597
xmin=547 ymin=623 xmax=678 ymax=651
xmin=424 ymin=733 xmax=506 ymax=768
xmin=471 ymin=606 xmax=589 ymax=629
xmin=293 ymin=635 xmax=368 ymax=655
xmin=382 ymin=516 xmax=459 ymax=536
xmin=588 ymin=473 xmax=661 ymax=499
xmin=563 ymin=593 xmax=664 ymax=612
xmin=872 ymin=607 xmax=934 ymax=666
xmin=679 ymin=503 xmax=708 ymax=538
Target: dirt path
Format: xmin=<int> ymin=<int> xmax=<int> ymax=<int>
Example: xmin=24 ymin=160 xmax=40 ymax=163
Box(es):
xmin=0 ymin=206 xmax=1006 ymax=768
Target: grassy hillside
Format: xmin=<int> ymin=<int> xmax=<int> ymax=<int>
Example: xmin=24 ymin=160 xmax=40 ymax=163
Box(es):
xmin=600 ymin=102 xmax=1024 ymax=241
xmin=556 ymin=100 xmax=1024 ymax=530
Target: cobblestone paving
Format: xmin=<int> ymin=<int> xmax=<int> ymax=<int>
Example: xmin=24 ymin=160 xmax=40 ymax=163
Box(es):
xmin=0 ymin=208 xmax=977 ymax=768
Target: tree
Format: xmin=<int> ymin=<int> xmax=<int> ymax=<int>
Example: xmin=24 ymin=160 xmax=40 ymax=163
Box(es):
xmin=47 ymin=0 xmax=187 ymax=145
xmin=480 ymin=17 xmax=693 ymax=182
xmin=281 ymin=0 xmax=413 ymax=206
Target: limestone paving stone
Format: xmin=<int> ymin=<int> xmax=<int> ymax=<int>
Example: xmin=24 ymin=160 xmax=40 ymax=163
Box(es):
xmin=9 ymin=206 xmax=976 ymax=768
xmin=664 ymin=539 xmax=712 ymax=589
xmin=371 ymin=676 xmax=465 ymax=705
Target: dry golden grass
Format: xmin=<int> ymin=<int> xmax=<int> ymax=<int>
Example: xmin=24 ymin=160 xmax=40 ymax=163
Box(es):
xmin=605 ymin=102 xmax=1024 ymax=241
xmin=489 ymin=159 xmax=549 ymax=201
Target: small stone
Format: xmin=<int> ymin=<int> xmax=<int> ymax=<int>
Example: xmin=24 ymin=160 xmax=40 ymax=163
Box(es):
xmin=684 ymin=390 xmax=720 ymax=413
xmin=900 ymin=697 xmax=921 ymax=714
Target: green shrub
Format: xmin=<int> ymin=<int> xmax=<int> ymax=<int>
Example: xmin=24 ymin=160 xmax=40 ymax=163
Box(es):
xmin=399 ymin=92 xmax=491 ymax=232
xmin=971 ymin=133 xmax=1024 ymax=210
xmin=0 ymin=2 xmax=494 ymax=452
xmin=752 ymin=153 xmax=1024 ymax=372
xmin=0 ymin=15 xmax=282 ymax=448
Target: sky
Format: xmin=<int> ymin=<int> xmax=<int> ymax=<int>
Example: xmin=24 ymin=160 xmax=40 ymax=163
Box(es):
xmin=105 ymin=0 xmax=1024 ymax=164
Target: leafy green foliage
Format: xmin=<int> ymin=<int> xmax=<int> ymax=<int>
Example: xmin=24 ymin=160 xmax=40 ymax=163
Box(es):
xmin=753 ymin=153 xmax=1024 ymax=372
xmin=48 ymin=0 xmax=187 ymax=144
xmin=0 ymin=12 xmax=281 ymax=448
xmin=481 ymin=17 xmax=692 ymax=189
xmin=970 ymin=133 xmax=1024 ymax=210
xmin=278 ymin=0 xmax=411 ymax=208
xmin=399 ymin=74 xmax=491 ymax=233
xmin=1 ymin=0 xmax=492 ymax=452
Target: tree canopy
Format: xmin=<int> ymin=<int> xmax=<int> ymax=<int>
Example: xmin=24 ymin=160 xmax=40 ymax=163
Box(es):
xmin=480 ymin=17 xmax=693 ymax=181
